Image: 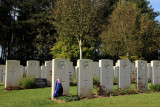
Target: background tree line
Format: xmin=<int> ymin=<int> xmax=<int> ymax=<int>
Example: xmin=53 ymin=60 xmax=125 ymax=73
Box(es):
xmin=0 ymin=0 xmax=159 ymax=65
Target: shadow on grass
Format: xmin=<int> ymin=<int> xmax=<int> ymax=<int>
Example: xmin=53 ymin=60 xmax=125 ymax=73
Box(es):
xmin=56 ymin=95 xmax=80 ymax=102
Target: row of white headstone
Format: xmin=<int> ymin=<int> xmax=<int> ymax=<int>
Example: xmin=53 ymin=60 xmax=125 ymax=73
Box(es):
xmin=0 ymin=60 xmax=68 ymax=88
xmin=0 ymin=59 xmax=160 ymax=98
xmin=51 ymin=59 xmax=160 ymax=99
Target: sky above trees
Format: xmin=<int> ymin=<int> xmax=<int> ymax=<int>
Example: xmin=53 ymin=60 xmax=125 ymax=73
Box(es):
xmin=148 ymin=0 xmax=160 ymax=21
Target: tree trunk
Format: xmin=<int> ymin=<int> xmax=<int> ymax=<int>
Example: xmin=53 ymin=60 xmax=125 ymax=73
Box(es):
xmin=79 ymin=39 xmax=82 ymax=59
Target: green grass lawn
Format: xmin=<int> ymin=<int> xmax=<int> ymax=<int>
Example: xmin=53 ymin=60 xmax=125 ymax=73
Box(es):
xmin=0 ymin=83 xmax=160 ymax=107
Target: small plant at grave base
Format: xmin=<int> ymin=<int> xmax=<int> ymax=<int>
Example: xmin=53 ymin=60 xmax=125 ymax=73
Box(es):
xmin=19 ymin=76 xmax=36 ymax=89
xmin=23 ymin=73 xmax=27 ymax=78
xmin=70 ymin=73 xmax=77 ymax=86
xmin=106 ymin=90 xmax=113 ymax=97
xmin=113 ymin=78 xmax=118 ymax=85
xmin=131 ymin=72 xmax=136 ymax=84
xmin=5 ymin=84 xmax=23 ymax=91
xmin=135 ymin=77 xmax=147 ymax=92
xmin=93 ymin=76 xmax=105 ymax=96
xmin=150 ymin=84 xmax=160 ymax=92
xmin=107 ymin=89 xmax=138 ymax=96
xmin=95 ymin=82 xmax=105 ymax=96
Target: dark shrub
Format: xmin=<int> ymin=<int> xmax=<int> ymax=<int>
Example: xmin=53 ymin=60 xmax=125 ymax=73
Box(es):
xmin=19 ymin=76 xmax=36 ymax=89
xmin=150 ymin=84 xmax=160 ymax=92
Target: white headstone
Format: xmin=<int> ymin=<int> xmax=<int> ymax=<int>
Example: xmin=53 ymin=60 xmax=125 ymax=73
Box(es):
xmin=41 ymin=65 xmax=46 ymax=78
xmin=113 ymin=66 xmax=116 ymax=79
xmin=135 ymin=60 xmax=148 ymax=92
xmin=20 ymin=65 xmax=25 ymax=79
xmin=115 ymin=62 xmax=119 ymax=79
xmin=45 ymin=61 xmax=52 ymax=86
xmin=27 ymin=60 xmax=40 ymax=78
xmin=77 ymin=59 xmax=93 ymax=98
xmin=69 ymin=62 xmax=74 ymax=83
xmin=130 ymin=63 xmax=136 ymax=73
xmin=151 ymin=60 xmax=160 ymax=85
xmin=25 ymin=66 xmax=27 ymax=74
xmin=130 ymin=63 xmax=136 ymax=82
xmin=75 ymin=66 xmax=77 ymax=76
xmin=75 ymin=66 xmax=79 ymax=84
xmin=147 ymin=63 xmax=152 ymax=82
xmin=0 ymin=65 xmax=5 ymax=83
xmin=114 ymin=66 xmax=118 ymax=79
xmin=93 ymin=62 xmax=99 ymax=78
xmin=5 ymin=60 xmax=20 ymax=88
xmin=99 ymin=59 xmax=113 ymax=92
xmin=117 ymin=60 xmax=131 ymax=89
xmin=51 ymin=59 xmax=70 ymax=99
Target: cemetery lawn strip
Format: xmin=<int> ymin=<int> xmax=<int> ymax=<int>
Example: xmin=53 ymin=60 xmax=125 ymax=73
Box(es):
xmin=0 ymin=84 xmax=160 ymax=107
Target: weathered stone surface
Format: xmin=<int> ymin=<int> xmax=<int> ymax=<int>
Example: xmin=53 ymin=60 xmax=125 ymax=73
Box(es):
xmin=20 ymin=65 xmax=25 ymax=79
xmin=130 ymin=63 xmax=136 ymax=73
xmin=77 ymin=59 xmax=93 ymax=98
xmin=93 ymin=62 xmax=99 ymax=78
xmin=114 ymin=66 xmax=118 ymax=79
xmin=75 ymin=66 xmax=77 ymax=76
xmin=117 ymin=60 xmax=131 ymax=89
xmin=113 ymin=66 xmax=116 ymax=78
xmin=27 ymin=60 xmax=40 ymax=78
xmin=135 ymin=60 xmax=148 ymax=92
xmin=99 ymin=59 xmax=113 ymax=92
xmin=151 ymin=60 xmax=160 ymax=85
xmin=5 ymin=60 xmax=20 ymax=88
xmin=41 ymin=65 xmax=46 ymax=79
xmin=147 ymin=63 xmax=152 ymax=82
xmin=45 ymin=61 xmax=52 ymax=86
xmin=114 ymin=62 xmax=119 ymax=79
xmin=130 ymin=63 xmax=136 ymax=82
xmin=25 ymin=66 xmax=27 ymax=74
xmin=0 ymin=65 xmax=5 ymax=83
xmin=69 ymin=62 xmax=74 ymax=83
xmin=75 ymin=66 xmax=79 ymax=85
xmin=51 ymin=59 xmax=70 ymax=99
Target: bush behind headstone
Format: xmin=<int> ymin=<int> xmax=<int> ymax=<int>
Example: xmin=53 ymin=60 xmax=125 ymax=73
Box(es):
xmin=19 ymin=76 xmax=36 ymax=89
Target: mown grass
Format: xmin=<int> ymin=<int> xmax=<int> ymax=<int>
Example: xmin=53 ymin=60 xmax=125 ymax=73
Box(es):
xmin=0 ymin=83 xmax=160 ymax=107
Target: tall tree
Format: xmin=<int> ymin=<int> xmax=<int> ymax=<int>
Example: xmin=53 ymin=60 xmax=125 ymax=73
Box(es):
xmin=0 ymin=0 xmax=18 ymax=61
xmin=52 ymin=0 xmax=104 ymax=59
xmin=100 ymin=1 xmax=160 ymax=60
xmin=0 ymin=0 xmax=56 ymax=64
xmin=137 ymin=14 xmax=160 ymax=59
xmin=100 ymin=2 xmax=141 ymax=58
xmin=15 ymin=0 xmax=56 ymax=64
xmin=50 ymin=34 xmax=94 ymax=62
xmin=127 ymin=0 xmax=159 ymax=19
